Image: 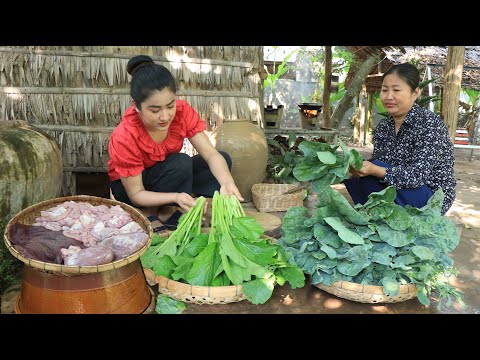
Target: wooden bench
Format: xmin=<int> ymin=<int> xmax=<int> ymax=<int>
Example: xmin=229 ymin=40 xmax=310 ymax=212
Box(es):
xmin=453 ymin=143 xmax=480 ymax=161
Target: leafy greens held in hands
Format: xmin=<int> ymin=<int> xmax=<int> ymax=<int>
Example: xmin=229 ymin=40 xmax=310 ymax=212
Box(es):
xmin=292 ymin=140 xmax=363 ymax=191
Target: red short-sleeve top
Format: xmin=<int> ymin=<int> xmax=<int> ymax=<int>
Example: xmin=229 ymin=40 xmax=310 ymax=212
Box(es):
xmin=107 ymin=99 xmax=206 ymax=181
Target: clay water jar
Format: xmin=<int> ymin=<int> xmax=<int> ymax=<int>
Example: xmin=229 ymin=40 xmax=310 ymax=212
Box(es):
xmin=4 ymin=195 xmax=154 ymax=314
xmin=0 ymin=120 xmax=63 ymax=224
xmin=209 ymin=120 xmax=268 ymax=202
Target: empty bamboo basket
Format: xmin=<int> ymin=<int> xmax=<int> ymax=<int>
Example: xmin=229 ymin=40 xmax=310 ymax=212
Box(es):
xmin=251 ymin=183 xmax=305 ymax=212
xmin=314 ymin=280 xmax=418 ymax=304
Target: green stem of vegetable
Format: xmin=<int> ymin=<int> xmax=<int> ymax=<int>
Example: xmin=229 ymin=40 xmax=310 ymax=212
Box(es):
xmin=176 ymin=196 xmax=206 ymax=255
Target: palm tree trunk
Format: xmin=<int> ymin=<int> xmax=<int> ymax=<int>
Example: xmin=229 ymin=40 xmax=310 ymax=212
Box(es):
xmin=322 ymin=46 xmax=332 ymax=127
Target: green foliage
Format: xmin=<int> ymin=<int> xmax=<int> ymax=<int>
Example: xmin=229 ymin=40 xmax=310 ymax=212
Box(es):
xmin=301 ymin=46 xmax=352 ymax=103
xmin=278 ymin=181 xmax=464 ymax=310
xmin=142 ymin=192 xmax=305 ymax=305
xmin=155 ymin=295 xmax=187 ymax=314
xmin=292 ymin=139 xmax=363 ymax=188
xmin=0 ymin=221 xmax=23 ymax=294
xmin=330 ymin=82 xmax=346 ymax=104
xmin=264 ymin=47 xmax=298 ymax=106
xmin=266 ymin=131 xmax=304 ymax=184
xmin=458 ymin=88 xmax=480 ymax=128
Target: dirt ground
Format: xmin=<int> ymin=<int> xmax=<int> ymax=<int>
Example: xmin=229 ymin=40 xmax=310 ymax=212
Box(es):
xmin=1 ymin=147 xmax=479 ymax=314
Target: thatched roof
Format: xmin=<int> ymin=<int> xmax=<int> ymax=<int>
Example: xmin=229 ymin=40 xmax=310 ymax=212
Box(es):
xmin=384 ymin=46 xmax=480 ymax=91
xmin=0 ymin=46 xmax=264 ymax=195
xmin=345 ymin=46 xmax=480 ymax=92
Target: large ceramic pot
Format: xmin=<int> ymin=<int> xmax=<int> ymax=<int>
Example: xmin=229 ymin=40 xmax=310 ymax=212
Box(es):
xmin=209 ymin=120 xmax=268 ymax=202
xmin=0 ymin=120 xmax=63 ymax=224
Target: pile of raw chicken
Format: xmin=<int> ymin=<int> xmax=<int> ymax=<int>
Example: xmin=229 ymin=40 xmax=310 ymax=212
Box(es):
xmin=8 ymin=201 xmax=149 ymax=266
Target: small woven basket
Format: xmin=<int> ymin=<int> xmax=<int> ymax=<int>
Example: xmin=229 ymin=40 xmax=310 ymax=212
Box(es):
xmin=314 ymin=280 xmax=418 ymax=304
xmin=144 ymin=231 xmax=276 ymax=305
xmin=251 ymin=183 xmax=305 ymax=212
xmin=3 ymin=195 xmax=153 ymax=275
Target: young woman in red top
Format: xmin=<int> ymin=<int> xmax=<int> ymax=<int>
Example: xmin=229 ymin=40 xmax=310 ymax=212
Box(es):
xmin=108 ymin=55 xmax=243 ymax=231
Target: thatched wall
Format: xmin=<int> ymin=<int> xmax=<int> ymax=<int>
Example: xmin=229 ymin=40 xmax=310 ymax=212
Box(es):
xmin=0 ymin=46 xmax=265 ymax=194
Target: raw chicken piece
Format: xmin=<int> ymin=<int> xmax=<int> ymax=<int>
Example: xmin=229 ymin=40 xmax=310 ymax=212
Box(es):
xmin=60 ymin=245 xmax=82 ymax=260
xmin=64 ymin=245 xmax=115 ymax=266
xmin=101 ymin=232 xmax=149 ymax=259
xmin=91 ymin=221 xmax=120 ymax=241
xmin=119 ymin=221 xmax=143 ymax=233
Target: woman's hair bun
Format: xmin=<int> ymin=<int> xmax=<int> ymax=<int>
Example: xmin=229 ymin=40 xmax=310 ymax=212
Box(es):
xmin=127 ymin=55 xmax=154 ymax=75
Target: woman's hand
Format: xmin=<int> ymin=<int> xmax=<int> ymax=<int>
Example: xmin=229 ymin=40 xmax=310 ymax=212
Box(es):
xmin=349 ymin=161 xmax=385 ymax=179
xmin=175 ymin=192 xmax=198 ymax=212
xmin=220 ymin=181 xmax=244 ymax=202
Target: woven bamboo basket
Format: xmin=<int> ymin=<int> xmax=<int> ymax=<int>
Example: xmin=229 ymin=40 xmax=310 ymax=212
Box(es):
xmin=4 ymin=195 xmax=154 ymax=314
xmin=314 ymin=280 xmax=418 ymax=304
xmin=251 ymin=183 xmax=305 ymax=212
xmin=4 ymin=195 xmax=153 ymax=274
xmin=144 ymin=230 xmax=276 ymax=305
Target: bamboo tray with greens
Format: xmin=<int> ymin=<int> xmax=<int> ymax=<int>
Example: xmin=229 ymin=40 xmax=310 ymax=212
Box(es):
xmin=141 ymin=191 xmax=305 ymax=305
xmin=277 ymin=140 xmax=464 ymax=309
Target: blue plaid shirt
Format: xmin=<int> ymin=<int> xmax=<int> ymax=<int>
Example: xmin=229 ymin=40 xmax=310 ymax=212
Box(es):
xmin=372 ymin=103 xmax=456 ymax=215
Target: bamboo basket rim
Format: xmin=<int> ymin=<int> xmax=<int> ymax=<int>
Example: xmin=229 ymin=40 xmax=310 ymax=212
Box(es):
xmin=251 ymin=183 xmax=305 ymax=212
xmin=3 ymin=195 xmax=153 ymax=275
xmin=143 ymin=230 xmax=276 ymax=304
xmin=143 ymin=267 xmax=246 ymax=304
xmin=314 ymin=280 xmax=418 ymax=304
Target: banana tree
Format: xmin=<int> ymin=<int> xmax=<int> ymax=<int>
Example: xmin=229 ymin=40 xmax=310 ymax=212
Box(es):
xmin=264 ymin=48 xmax=298 ymax=107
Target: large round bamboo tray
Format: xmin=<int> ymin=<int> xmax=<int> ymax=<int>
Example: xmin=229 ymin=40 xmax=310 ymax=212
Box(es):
xmin=3 ymin=195 xmax=154 ymax=314
xmin=4 ymin=195 xmax=153 ymax=274
xmin=144 ymin=230 xmax=276 ymax=305
xmin=314 ymin=280 xmax=418 ymax=304
xmin=251 ymin=183 xmax=305 ymax=212
xmin=144 ymin=267 xmax=246 ymax=305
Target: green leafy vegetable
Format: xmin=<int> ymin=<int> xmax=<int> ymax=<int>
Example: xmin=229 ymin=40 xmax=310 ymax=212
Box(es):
xmin=141 ymin=191 xmax=305 ymax=305
xmin=278 ymin=145 xmax=465 ymax=310
xmin=155 ymin=295 xmax=187 ymax=314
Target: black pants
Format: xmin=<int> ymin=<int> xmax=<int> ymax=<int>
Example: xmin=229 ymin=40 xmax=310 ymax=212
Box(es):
xmin=110 ymin=151 xmax=232 ymax=207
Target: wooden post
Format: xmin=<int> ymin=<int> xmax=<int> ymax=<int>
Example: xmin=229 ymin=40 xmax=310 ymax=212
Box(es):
xmin=322 ymin=46 xmax=332 ymax=128
xmin=259 ymin=46 xmax=266 ymax=129
xmin=441 ymin=46 xmax=465 ymax=142
xmin=358 ymin=83 xmax=367 ymax=146
xmin=353 ymin=96 xmax=360 ymax=143
xmin=366 ymin=92 xmax=374 ymax=144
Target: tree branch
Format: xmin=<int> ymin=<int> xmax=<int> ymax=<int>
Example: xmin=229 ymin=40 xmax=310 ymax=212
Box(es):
xmin=331 ymin=54 xmax=380 ymax=128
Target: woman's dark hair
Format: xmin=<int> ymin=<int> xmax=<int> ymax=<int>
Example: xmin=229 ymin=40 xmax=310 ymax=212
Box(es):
xmin=127 ymin=55 xmax=177 ymax=109
xmin=382 ymin=63 xmax=420 ymax=91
